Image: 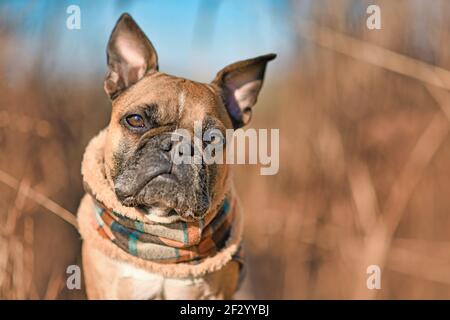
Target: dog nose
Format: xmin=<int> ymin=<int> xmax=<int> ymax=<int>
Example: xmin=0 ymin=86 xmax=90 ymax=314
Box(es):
xmin=160 ymin=136 xmax=173 ymax=152
xmin=115 ymin=184 xmax=133 ymax=201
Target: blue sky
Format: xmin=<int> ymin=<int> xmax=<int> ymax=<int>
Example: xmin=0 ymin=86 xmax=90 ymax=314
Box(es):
xmin=0 ymin=0 xmax=439 ymax=84
xmin=1 ymin=0 xmax=301 ymax=82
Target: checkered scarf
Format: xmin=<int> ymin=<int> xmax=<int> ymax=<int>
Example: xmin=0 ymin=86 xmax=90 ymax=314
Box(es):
xmin=92 ymin=197 xmax=244 ymax=266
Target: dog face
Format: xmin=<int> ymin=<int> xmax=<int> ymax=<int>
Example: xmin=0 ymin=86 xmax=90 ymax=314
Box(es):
xmin=102 ymin=13 xmax=275 ymax=219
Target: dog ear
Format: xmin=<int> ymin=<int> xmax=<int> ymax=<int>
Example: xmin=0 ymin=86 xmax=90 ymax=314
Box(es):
xmin=104 ymin=13 xmax=159 ymax=99
xmin=213 ymin=54 xmax=276 ymax=128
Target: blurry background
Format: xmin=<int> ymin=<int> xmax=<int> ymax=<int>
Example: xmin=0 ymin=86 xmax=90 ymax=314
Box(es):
xmin=1 ymin=0 xmax=450 ymax=299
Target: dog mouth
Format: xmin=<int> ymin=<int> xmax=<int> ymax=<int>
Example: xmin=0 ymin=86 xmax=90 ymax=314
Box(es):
xmin=113 ymin=150 xmax=211 ymax=219
xmin=118 ymin=169 xmax=174 ymax=203
xmin=116 ymin=169 xmax=196 ymax=218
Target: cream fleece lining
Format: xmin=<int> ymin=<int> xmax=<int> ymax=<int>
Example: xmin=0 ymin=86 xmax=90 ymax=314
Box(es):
xmin=77 ymin=129 xmax=243 ymax=278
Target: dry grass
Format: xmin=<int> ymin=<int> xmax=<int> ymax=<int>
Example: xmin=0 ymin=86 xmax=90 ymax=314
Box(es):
xmin=2 ymin=0 xmax=450 ymax=299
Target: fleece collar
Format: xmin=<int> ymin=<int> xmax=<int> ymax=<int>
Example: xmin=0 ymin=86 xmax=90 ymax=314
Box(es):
xmin=92 ymin=197 xmax=235 ymax=264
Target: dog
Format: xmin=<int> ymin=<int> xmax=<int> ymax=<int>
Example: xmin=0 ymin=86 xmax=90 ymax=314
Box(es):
xmin=77 ymin=13 xmax=276 ymax=300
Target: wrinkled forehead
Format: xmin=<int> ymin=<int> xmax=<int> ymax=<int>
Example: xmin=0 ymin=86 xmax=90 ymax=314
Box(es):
xmin=111 ymin=72 xmax=232 ymax=129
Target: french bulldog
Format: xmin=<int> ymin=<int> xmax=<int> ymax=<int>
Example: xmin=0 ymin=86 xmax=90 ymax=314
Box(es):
xmin=77 ymin=13 xmax=276 ymax=299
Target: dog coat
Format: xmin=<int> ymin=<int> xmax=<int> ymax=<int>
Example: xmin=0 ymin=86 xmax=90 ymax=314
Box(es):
xmin=77 ymin=129 xmax=245 ymax=299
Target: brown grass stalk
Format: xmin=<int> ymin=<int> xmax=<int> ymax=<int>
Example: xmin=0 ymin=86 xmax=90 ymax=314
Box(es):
xmin=296 ymin=19 xmax=450 ymax=298
xmin=0 ymin=169 xmax=78 ymax=230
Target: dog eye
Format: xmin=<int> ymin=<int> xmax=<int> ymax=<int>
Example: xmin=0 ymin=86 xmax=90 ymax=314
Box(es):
xmin=125 ymin=114 xmax=145 ymax=128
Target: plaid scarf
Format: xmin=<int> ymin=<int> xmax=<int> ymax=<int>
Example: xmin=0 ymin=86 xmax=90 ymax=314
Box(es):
xmin=92 ymin=197 xmax=244 ymax=266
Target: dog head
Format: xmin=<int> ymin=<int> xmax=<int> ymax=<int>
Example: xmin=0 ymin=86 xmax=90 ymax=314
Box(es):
xmin=102 ymin=13 xmax=276 ymax=219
